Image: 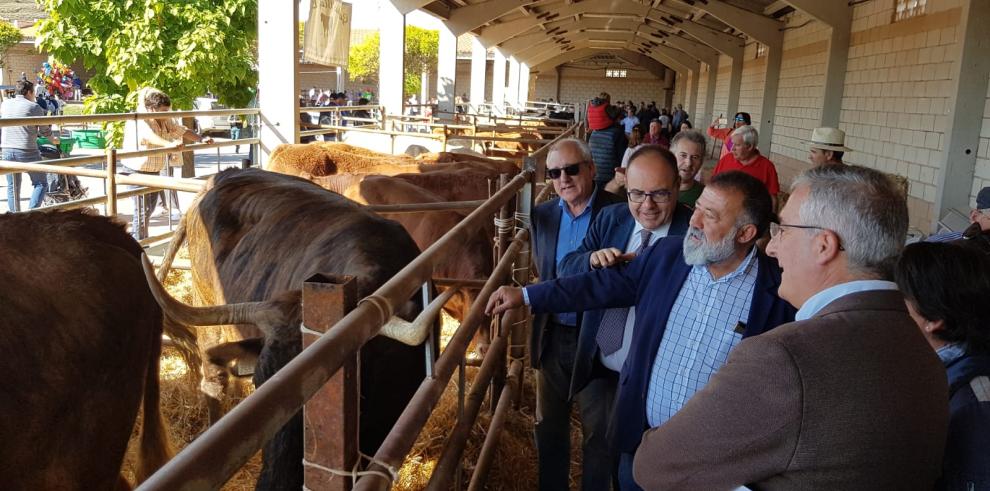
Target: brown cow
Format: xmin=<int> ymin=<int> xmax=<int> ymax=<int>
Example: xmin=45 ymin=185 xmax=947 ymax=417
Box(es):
xmin=0 ymin=210 xmax=172 ymax=489
xmin=153 ymin=168 xmax=433 ymax=491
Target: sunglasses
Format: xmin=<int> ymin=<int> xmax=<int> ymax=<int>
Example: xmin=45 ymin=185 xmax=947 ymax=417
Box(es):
xmin=734 ymin=116 xmax=746 ymax=122
xmin=547 ymin=162 xmax=584 ymax=179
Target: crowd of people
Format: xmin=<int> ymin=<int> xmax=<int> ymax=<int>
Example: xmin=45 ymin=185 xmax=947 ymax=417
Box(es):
xmin=477 ymin=94 xmax=989 ymax=490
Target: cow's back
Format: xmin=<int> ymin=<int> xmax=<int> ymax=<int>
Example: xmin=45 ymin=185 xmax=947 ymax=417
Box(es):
xmin=185 ymin=169 xmax=430 ymax=489
xmin=0 ymin=211 xmax=163 ymax=490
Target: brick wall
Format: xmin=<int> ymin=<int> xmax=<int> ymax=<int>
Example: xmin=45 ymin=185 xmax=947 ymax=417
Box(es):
xmin=768 ymin=10 xmax=831 ymax=186
xmin=972 ymin=72 xmax=990 ymax=206
xmin=739 ymin=42 xmax=767 ymax=130
xmin=713 ymin=55 xmax=732 ymax=120
xmin=533 ymin=66 xmax=669 ymax=108
xmin=839 ymin=0 xmax=963 ymax=229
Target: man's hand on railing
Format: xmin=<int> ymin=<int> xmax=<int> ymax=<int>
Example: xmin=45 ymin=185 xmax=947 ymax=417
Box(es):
xmin=485 ymin=286 xmax=524 ymax=316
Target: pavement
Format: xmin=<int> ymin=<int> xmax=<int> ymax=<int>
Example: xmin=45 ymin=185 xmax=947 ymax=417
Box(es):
xmin=0 ymin=142 xmax=250 ymax=243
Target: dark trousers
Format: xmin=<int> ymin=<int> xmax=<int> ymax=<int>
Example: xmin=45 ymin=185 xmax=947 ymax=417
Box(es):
xmin=536 ymin=322 xmax=616 ymax=491
xmin=618 ymin=452 xmax=644 ymax=491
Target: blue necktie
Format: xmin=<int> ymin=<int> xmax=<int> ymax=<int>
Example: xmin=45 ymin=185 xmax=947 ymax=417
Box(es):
xmin=596 ymin=229 xmax=653 ymax=356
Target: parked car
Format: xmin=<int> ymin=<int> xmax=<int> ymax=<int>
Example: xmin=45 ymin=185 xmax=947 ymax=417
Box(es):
xmin=193 ymin=97 xmax=231 ymax=136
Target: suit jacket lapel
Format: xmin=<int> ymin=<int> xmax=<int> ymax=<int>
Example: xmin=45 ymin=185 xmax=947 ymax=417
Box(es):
xmin=542 ymin=203 xmax=562 ymax=280
xmin=744 ymin=250 xmax=780 ymax=338
xmin=669 ymin=204 xmax=692 ymax=236
xmin=611 ymin=212 xmax=636 ymax=250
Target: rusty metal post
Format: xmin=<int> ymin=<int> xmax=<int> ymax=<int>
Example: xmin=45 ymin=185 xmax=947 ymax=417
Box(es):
xmin=441 ymin=124 xmax=448 ymax=152
xmin=425 ymin=324 xmax=509 ymax=491
xmin=302 ymin=274 xmax=359 ymax=491
xmin=490 ymin=173 xmax=511 ymax=411
xmin=467 ymin=359 xmax=523 ymax=491
xmin=104 ymin=147 xmax=117 ymax=217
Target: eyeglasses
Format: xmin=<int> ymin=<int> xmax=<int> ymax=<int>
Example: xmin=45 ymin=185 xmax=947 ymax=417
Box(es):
xmin=547 ymin=162 xmax=583 ymax=179
xmin=769 ymin=222 xmax=845 ymax=251
xmin=627 ymin=189 xmax=672 ymax=204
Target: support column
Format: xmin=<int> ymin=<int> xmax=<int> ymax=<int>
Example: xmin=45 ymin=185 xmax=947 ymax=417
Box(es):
xmin=437 ymin=24 xmax=457 ymax=114
xmin=703 ymin=62 xmax=717 ymax=127
xmin=337 ymin=67 xmax=347 ymax=91
xmin=784 ymin=0 xmax=853 ymax=127
xmin=726 ymin=57 xmax=742 ymax=122
xmin=492 ymin=48 xmax=507 ymax=115
xmin=470 ymin=35 xmax=487 ymax=114
xmin=554 ymin=66 xmax=562 ymax=101
xmin=933 ymin=0 xmax=990 ymax=231
xmin=378 ymin=2 xmax=405 ymax=116
xmin=821 ymin=23 xmax=851 ymax=127
xmin=519 ymin=63 xmax=530 ymax=108
xmin=507 ymin=56 xmax=520 ymax=110
xmin=257 ymin=0 xmax=299 ymax=164
xmin=688 ymin=66 xmax=700 ymax=121
xmin=758 ymin=46 xmax=783 ymax=155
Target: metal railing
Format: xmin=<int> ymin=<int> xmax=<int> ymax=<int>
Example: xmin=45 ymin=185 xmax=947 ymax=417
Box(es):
xmin=136 ymin=117 xmax=578 ymax=489
xmin=0 ymin=108 xmax=260 ymax=244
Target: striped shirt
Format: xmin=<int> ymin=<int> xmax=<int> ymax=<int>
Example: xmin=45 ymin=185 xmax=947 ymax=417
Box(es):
xmin=646 ymin=247 xmax=759 ymax=428
xmin=1 ymin=95 xmax=52 ymax=152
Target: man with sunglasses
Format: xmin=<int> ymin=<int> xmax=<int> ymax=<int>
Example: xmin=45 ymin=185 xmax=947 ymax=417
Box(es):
xmin=487 ymin=171 xmax=795 ymax=490
xmin=554 ymin=146 xmax=693 ymax=486
xmin=633 ymin=165 xmax=948 ymax=490
xmin=528 ymin=138 xmax=623 ymax=491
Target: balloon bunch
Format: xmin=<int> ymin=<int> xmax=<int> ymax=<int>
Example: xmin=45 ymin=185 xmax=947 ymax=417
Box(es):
xmin=37 ymin=60 xmax=77 ymax=99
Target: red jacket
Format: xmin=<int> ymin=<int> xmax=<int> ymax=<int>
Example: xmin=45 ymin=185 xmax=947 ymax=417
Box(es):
xmin=587 ymin=100 xmax=616 ymax=131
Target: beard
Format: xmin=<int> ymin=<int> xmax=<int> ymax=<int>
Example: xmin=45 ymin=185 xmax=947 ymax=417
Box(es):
xmin=682 ymin=225 xmax=739 ymax=265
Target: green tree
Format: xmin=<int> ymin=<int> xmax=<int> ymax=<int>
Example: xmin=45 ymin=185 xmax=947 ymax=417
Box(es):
xmin=348 ymin=25 xmax=438 ymax=98
xmin=0 ymin=20 xmax=22 ymax=71
xmin=35 ymin=0 xmax=257 ymax=116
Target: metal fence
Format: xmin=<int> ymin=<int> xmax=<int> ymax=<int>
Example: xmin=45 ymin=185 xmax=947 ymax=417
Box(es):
xmin=134 ymin=118 xmax=577 ymax=490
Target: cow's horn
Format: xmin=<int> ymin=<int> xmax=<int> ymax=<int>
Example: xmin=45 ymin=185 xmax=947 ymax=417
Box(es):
xmin=379 ymin=287 xmax=458 ymax=346
xmin=140 ymin=253 xmax=284 ymax=330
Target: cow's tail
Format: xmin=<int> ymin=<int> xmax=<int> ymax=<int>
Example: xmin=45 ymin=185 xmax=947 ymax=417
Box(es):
xmin=135 ymin=319 xmax=174 ymax=484
xmin=156 ymin=206 xmax=187 ymax=282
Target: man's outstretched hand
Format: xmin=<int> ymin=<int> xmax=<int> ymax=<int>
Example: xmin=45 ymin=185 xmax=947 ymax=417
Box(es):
xmin=485 ymin=286 xmax=524 ymax=316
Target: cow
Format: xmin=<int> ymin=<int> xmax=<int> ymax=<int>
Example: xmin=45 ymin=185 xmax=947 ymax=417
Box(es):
xmin=0 ymin=210 xmax=173 ymax=489
xmin=151 ymin=168 xmax=435 ymax=491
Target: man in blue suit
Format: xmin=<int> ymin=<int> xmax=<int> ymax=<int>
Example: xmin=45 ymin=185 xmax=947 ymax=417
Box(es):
xmin=529 ymin=137 xmax=622 ymax=491
xmin=488 ymin=171 xmax=796 ymax=490
xmin=556 ymin=146 xmax=692 ymax=472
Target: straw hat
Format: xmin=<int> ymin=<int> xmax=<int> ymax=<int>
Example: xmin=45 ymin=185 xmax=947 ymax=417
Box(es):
xmin=806 ymin=127 xmax=851 ymax=152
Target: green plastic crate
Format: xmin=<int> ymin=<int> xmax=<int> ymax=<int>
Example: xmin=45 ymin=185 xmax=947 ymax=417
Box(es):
xmin=37 ymin=137 xmax=76 ymax=155
xmin=71 ymin=129 xmax=107 ymax=149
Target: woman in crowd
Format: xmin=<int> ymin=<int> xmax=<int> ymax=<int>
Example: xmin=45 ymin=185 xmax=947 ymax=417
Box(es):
xmin=707 ymin=111 xmax=750 ymax=159
xmin=894 ymin=241 xmax=990 ymax=491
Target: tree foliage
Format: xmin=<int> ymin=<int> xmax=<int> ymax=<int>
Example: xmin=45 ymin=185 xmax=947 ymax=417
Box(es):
xmin=35 ymin=0 xmax=257 ymax=115
xmin=0 ymin=20 xmax=22 ymax=69
xmin=348 ymin=25 xmax=438 ymax=97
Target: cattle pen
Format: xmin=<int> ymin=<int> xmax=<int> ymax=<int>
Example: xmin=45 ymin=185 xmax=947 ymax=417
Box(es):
xmin=0 ymin=106 xmax=576 ymax=489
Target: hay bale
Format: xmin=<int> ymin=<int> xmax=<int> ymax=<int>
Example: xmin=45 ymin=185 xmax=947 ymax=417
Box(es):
xmin=142 ymin=258 xmax=576 ymax=490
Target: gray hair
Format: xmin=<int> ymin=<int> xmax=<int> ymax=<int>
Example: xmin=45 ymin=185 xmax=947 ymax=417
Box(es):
xmin=733 ymin=125 xmax=758 ymax=147
xmin=671 ymin=129 xmax=707 ymax=153
xmin=792 ymin=165 xmax=908 ymax=279
xmin=548 ymin=137 xmax=593 ymax=165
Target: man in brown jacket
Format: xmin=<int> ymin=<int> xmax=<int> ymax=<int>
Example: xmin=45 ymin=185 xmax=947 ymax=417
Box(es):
xmin=633 ymin=165 xmax=949 ymax=490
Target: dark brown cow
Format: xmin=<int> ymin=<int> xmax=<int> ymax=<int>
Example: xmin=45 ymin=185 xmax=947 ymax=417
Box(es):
xmin=153 ymin=168 xmax=432 ymax=491
xmin=0 ymin=210 xmax=171 ymax=489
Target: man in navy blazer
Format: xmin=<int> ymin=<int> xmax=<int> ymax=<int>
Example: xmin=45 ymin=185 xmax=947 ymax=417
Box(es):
xmin=557 ymin=146 xmax=691 ymax=422
xmin=529 ymin=137 xmax=622 ymax=491
xmin=488 ymin=171 xmax=796 ymax=490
